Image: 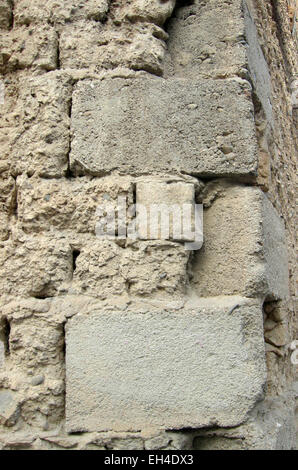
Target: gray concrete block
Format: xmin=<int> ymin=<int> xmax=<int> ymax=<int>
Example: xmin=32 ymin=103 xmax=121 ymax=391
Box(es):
xmin=70 ymin=78 xmax=258 ymax=178
xmin=65 ymin=297 xmax=266 ymax=432
xmin=244 ymin=1 xmax=273 ymax=125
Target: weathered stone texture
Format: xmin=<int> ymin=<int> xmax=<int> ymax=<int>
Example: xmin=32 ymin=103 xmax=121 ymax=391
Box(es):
xmin=193 ymin=394 xmax=296 ymax=450
xmin=246 ymin=0 xmax=297 ymax=413
xmin=0 ymin=298 xmax=66 ymax=430
xmin=66 ymin=297 xmax=266 ymax=432
xmin=164 ymin=0 xmax=247 ymax=80
xmin=0 ymin=0 xmax=12 ymax=29
xmin=59 ymin=21 xmax=167 ymax=76
xmin=17 ymin=175 xmax=134 ymax=234
xmin=0 ymin=236 xmax=72 ymax=298
xmin=192 ymin=182 xmax=289 ymax=300
xmin=136 ymin=181 xmax=196 ymax=241
xmin=0 ymin=0 xmax=295 ymax=451
xmin=0 ymin=26 xmax=58 ymax=73
xmin=10 ymin=72 xmax=72 ymax=177
xmin=5 ymin=0 xmax=175 ymax=77
xmin=71 ymin=240 xmax=190 ymax=300
xmin=13 ymin=0 xmax=110 ymax=25
xmin=70 ymin=78 xmax=258 ymax=177
xmin=244 ymin=2 xmax=273 ymax=125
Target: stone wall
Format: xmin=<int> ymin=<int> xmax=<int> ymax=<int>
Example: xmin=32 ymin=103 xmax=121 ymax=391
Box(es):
xmin=0 ymin=0 xmax=296 ymax=450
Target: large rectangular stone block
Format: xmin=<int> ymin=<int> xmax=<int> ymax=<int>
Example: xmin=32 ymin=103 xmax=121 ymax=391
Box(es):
xmin=164 ymin=0 xmax=247 ymax=80
xmin=70 ymin=78 xmax=258 ymax=177
xmin=65 ymin=297 xmax=266 ymax=432
xmin=192 ymin=183 xmax=289 ymax=300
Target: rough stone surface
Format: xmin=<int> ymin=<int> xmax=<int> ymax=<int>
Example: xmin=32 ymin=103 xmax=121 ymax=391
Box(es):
xmin=16 ymin=174 xmax=134 ymax=234
xmin=0 ymin=391 xmax=20 ymax=427
xmin=9 ymin=72 xmax=73 ymax=178
xmin=0 ymin=0 xmax=296 ymax=451
xmin=65 ymin=297 xmax=266 ymax=432
xmin=164 ymin=0 xmax=247 ymax=80
xmin=192 ymin=182 xmax=289 ymax=300
xmin=0 ymin=25 xmax=58 ymax=73
xmin=13 ymin=0 xmax=110 ymax=25
xmin=193 ymin=394 xmax=296 ymax=450
xmin=70 ymin=78 xmax=258 ymax=177
xmin=244 ymin=1 xmax=273 ymax=125
xmin=59 ymin=21 xmax=167 ymax=76
xmin=71 ymin=240 xmax=190 ymax=300
xmin=0 ymin=236 xmax=72 ymax=298
xmin=136 ymin=181 xmax=196 ymax=241
xmin=0 ymin=0 xmax=12 ymax=29
xmin=0 ymin=339 xmax=4 ymax=369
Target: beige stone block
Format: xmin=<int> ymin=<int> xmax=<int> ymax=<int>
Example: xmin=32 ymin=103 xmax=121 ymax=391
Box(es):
xmin=265 ymin=323 xmax=289 ymax=347
xmin=70 ymin=240 xmax=126 ymax=300
xmin=120 ymin=241 xmax=190 ymax=297
xmin=70 ymin=78 xmax=258 ymax=177
xmin=192 ymin=183 xmax=289 ymax=300
xmin=0 ymin=235 xmax=72 ymax=298
xmin=70 ymin=240 xmax=189 ymax=300
xmin=125 ymin=0 xmax=176 ymax=26
xmin=164 ymin=0 xmax=247 ymax=79
xmin=11 ymin=72 xmax=72 ymax=177
xmin=136 ymin=180 xmax=197 ymax=242
xmin=0 ymin=0 xmax=12 ymax=29
xmin=0 ymin=25 xmax=58 ymax=72
xmin=59 ymin=21 xmax=166 ymax=75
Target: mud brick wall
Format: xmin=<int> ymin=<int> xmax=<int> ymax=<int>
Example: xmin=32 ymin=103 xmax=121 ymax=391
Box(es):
xmin=0 ymin=1 xmax=297 ymax=450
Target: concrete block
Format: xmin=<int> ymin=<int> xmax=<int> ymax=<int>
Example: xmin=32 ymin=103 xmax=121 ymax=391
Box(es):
xmin=65 ymin=297 xmax=266 ymax=432
xmin=70 ymin=78 xmax=258 ymax=177
xmin=192 ymin=183 xmax=289 ymax=300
